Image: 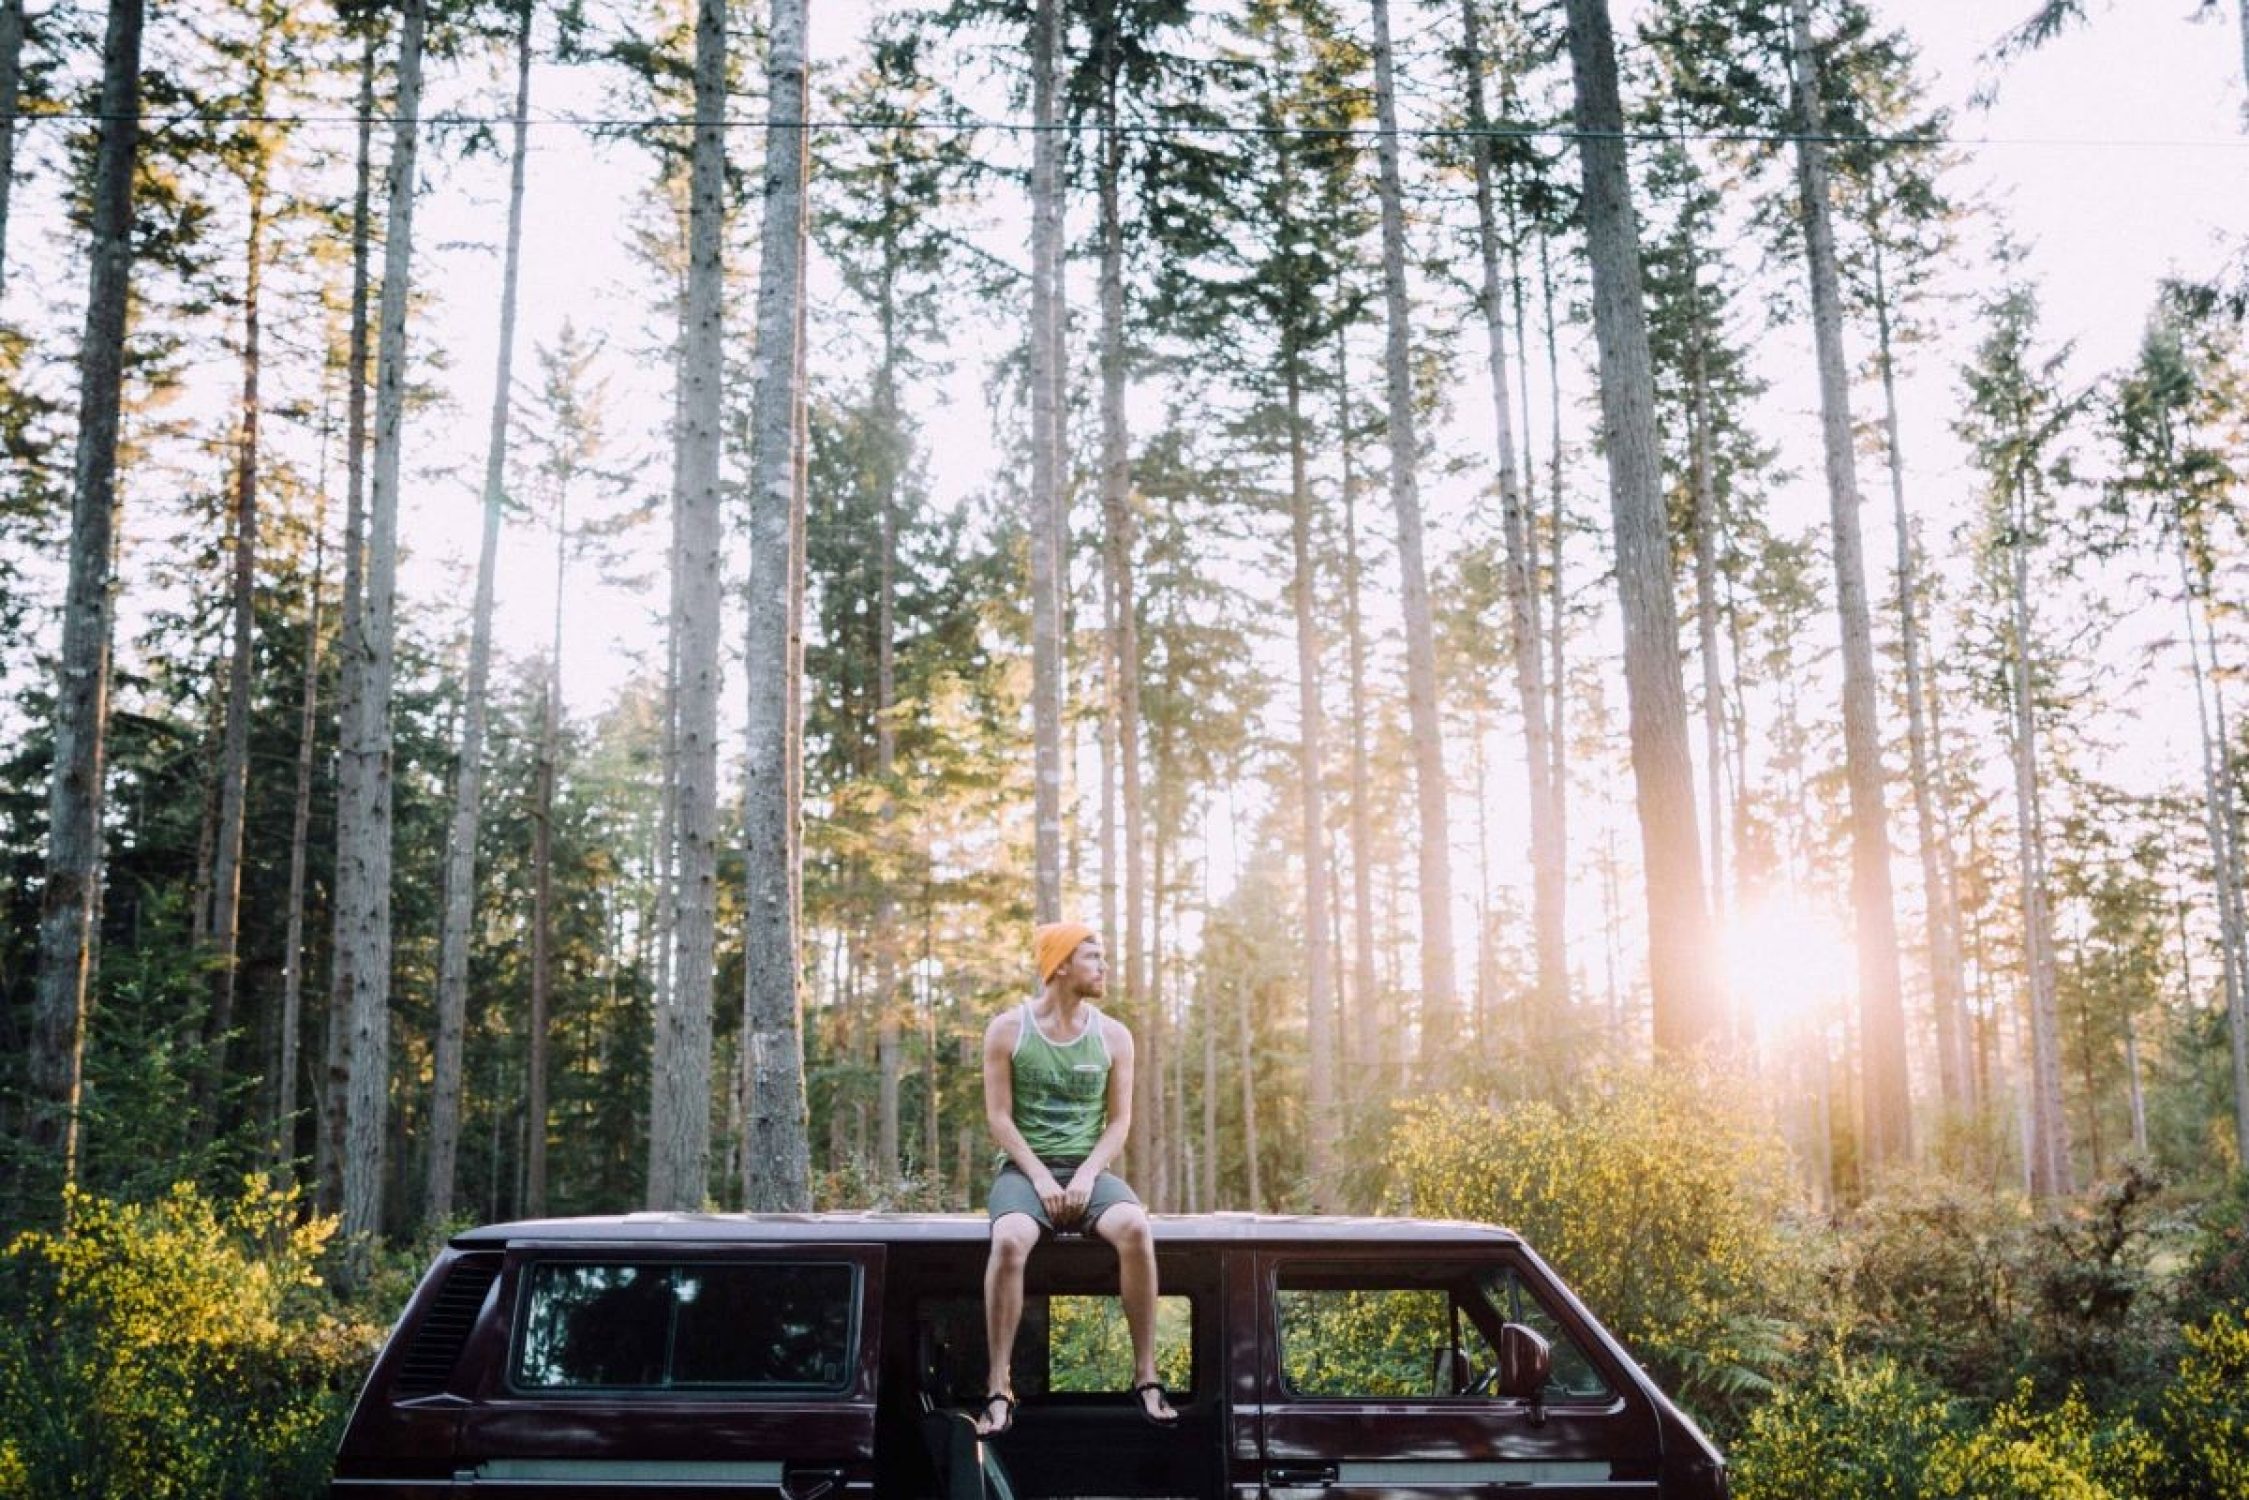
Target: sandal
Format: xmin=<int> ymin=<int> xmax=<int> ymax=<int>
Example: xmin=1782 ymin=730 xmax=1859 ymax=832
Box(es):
xmin=972 ymin=1390 xmax=1016 ymax=1436
xmin=1131 ymin=1380 xmax=1179 ymax=1427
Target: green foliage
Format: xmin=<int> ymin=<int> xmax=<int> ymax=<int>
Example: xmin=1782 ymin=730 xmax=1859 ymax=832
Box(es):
xmin=1837 ymin=1171 xmax=2032 ymax=1400
xmin=2160 ymin=1304 xmax=2249 ymax=1497
xmin=1729 ymin=1353 xmax=1951 ymax=1500
xmin=1924 ymin=1382 xmax=2161 ymax=1500
xmin=0 ymin=1180 xmax=384 ymax=1500
xmin=1276 ymin=1287 xmax=1448 ymax=1397
xmin=1046 ymin=1295 xmax=1190 ymax=1395
xmin=1387 ymin=1068 xmax=1809 ymax=1424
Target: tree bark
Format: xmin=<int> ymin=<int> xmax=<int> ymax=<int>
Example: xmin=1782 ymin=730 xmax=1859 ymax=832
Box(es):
xmin=0 ymin=0 xmax=25 ymax=295
xmin=744 ymin=0 xmax=814 ymax=1212
xmin=30 ymin=0 xmax=143 ymax=1210
xmin=1788 ymin=0 xmax=1911 ymax=1166
xmin=2005 ymin=470 xmax=2071 ymax=1196
xmin=1561 ymin=0 xmax=1719 ymax=1056
xmin=204 ymin=124 xmax=269 ymax=1138
xmin=1334 ymin=338 xmax=1383 ymax=1111
xmin=1369 ymin=0 xmax=1460 ymax=1079
xmin=335 ymin=0 xmax=426 ymax=1255
xmin=1870 ymin=233 xmax=1971 ymax=1113
xmin=648 ymin=0 xmax=727 ymax=1212
xmin=1284 ymin=344 xmax=1338 ymax=1208
xmin=874 ymin=252 xmax=904 ymax=1189
xmin=1688 ymin=329 xmax=1728 ymax=945
xmin=1027 ymin=0 xmax=1066 ymax=923
xmin=275 ymin=497 xmax=325 ymax=1176
xmin=428 ymin=2 xmax=532 ymax=1226
xmin=320 ymin=27 xmax=382 ymax=1218
xmin=2179 ymin=558 xmax=2249 ymax=1168
xmin=1093 ymin=21 xmax=1152 ymax=1201
xmin=527 ymin=489 xmax=563 ymax=1218
xmin=1459 ymin=0 xmax=1564 ymax=1075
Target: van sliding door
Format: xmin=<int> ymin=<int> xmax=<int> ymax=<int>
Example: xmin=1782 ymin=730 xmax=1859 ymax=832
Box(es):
xmin=455 ymin=1243 xmax=885 ymax=1500
xmin=1254 ymin=1253 xmax=1658 ymax=1499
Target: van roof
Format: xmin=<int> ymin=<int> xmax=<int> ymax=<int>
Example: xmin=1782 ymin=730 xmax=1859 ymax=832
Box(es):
xmin=450 ymin=1211 xmax=1522 ymax=1249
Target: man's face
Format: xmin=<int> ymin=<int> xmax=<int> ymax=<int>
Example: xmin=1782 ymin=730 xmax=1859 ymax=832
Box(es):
xmin=1063 ymin=939 xmax=1106 ymax=997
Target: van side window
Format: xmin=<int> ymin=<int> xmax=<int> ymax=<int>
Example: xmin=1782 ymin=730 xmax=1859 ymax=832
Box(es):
xmin=512 ymin=1262 xmax=856 ymax=1393
xmin=1274 ymin=1264 xmax=1611 ymax=1403
xmin=913 ymin=1294 xmax=1194 ymax=1403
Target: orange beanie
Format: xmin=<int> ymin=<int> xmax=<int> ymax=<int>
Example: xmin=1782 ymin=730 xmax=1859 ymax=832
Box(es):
xmin=1034 ymin=921 xmax=1097 ymax=983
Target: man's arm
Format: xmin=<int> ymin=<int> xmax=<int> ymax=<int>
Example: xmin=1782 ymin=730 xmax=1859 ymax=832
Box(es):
xmin=984 ymin=1010 xmax=1070 ymax=1221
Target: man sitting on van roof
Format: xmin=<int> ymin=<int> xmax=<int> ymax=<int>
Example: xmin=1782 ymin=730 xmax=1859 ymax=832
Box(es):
xmin=974 ymin=921 xmax=1178 ymax=1436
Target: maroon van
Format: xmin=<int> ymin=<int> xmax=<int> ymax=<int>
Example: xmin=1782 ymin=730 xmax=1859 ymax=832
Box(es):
xmin=330 ymin=1213 xmax=1727 ymax=1498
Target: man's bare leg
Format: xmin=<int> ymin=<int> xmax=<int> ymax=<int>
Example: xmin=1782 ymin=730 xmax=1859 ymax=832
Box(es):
xmin=979 ymin=1214 xmax=1040 ymax=1433
xmin=1096 ymin=1204 xmax=1177 ymax=1423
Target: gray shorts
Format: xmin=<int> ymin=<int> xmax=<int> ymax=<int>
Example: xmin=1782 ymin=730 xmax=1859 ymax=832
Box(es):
xmin=987 ymin=1159 xmax=1141 ymax=1234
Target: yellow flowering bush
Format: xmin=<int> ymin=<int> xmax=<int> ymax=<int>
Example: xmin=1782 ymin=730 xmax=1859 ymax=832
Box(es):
xmin=1728 ymin=1353 xmax=1951 ymax=1500
xmin=1923 ymin=1382 xmax=2161 ymax=1500
xmin=2161 ymin=1305 xmax=2249 ymax=1496
xmin=0 ymin=1179 xmax=385 ymax=1499
xmin=1387 ymin=1067 xmax=1808 ymax=1423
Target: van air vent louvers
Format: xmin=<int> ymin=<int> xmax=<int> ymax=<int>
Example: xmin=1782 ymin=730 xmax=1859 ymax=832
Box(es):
xmin=391 ymin=1255 xmax=499 ymax=1398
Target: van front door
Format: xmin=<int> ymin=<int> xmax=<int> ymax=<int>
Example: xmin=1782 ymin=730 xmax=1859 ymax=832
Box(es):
xmin=1254 ymin=1254 xmax=1658 ymax=1500
xmin=455 ymin=1243 xmax=885 ymax=1500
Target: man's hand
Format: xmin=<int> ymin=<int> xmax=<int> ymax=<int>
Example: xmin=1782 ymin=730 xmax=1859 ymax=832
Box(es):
xmin=1036 ymin=1169 xmax=1072 ymax=1227
xmin=1061 ymin=1167 xmax=1097 ymax=1228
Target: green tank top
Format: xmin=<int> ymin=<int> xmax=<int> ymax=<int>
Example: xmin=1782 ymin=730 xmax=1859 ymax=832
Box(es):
xmin=1009 ymin=1001 xmax=1111 ymax=1163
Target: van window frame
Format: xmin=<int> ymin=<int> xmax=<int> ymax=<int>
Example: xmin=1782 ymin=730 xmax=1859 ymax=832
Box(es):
xmin=503 ymin=1253 xmax=865 ymax=1400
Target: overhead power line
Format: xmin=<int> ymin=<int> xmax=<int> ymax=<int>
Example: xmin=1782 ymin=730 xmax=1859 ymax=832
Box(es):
xmin=5 ymin=105 xmax=2244 ymax=152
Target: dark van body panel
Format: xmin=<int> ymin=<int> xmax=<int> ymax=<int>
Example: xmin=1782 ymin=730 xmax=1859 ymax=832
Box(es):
xmin=332 ymin=1213 xmax=1726 ymax=1500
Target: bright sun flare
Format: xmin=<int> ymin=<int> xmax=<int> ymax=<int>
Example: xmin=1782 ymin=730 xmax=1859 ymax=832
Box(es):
xmin=1722 ymin=895 xmax=1856 ymax=1037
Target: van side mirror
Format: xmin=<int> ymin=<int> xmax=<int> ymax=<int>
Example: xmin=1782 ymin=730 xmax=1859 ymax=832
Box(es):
xmin=1492 ymin=1323 xmax=1551 ymax=1401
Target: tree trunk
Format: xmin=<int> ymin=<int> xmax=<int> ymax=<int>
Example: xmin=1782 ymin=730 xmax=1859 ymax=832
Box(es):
xmin=428 ymin=3 xmax=532 ymax=1226
xmin=1789 ymin=0 xmax=1911 ymax=1166
xmin=1284 ymin=347 xmax=1338 ymax=1208
xmin=2005 ymin=471 xmax=2071 ymax=1196
xmin=1688 ymin=330 xmax=1728 ymax=945
xmin=1334 ymin=338 xmax=1382 ymax=1111
xmin=649 ymin=0 xmax=727 ymax=1213
xmin=875 ymin=274 xmax=903 ymax=1189
xmin=1870 ymin=235 xmax=1971 ymax=1114
xmin=744 ymin=0 xmax=813 ymax=1212
xmin=1027 ymin=0 xmax=1066 ymax=923
xmin=29 ymin=0 xmax=143 ymax=1210
xmin=1093 ymin=35 xmax=1150 ymax=1191
xmin=320 ymin=27 xmax=382 ymax=1218
xmin=1368 ymin=0 xmax=1460 ymax=1079
xmin=1459 ymin=0 xmax=1564 ymax=1076
xmin=335 ymin=0 xmax=426 ymax=1255
xmin=204 ymin=133 xmax=268 ymax=1138
xmin=1561 ymin=0 xmax=1718 ymax=1056
xmin=0 ymin=0 xmax=25 ymax=294
xmin=1540 ymin=230 xmax=1570 ymax=965
xmin=2179 ymin=562 xmax=2249 ymax=1167
xmin=1237 ymin=963 xmax=1260 ymax=1209
xmin=527 ymin=491 xmax=563 ymax=1218
xmin=275 ymin=496 xmax=325 ymax=1176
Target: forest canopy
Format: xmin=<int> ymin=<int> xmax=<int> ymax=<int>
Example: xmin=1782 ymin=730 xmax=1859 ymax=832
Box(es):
xmin=2 ymin=0 xmax=2248 ymax=1492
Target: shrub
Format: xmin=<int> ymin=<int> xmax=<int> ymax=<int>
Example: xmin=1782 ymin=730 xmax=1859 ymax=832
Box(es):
xmin=2160 ymin=1304 xmax=2249 ymax=1497
xmin=1924 ymin=1382 xmax=2161 ymax=1500
xmin=1728 ymin=1353 xmax=1951 ymax=1500
xmin=1387 ymin=1066 xmax=1810 ymax=1427
xmin=1838 ymin=1171 xmax=2033 ymax=1401
xmin=0 ymin=1179 xmax=385 ymax=1499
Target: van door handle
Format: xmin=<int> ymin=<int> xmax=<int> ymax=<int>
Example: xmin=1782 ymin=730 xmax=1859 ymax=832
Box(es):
xmin=1267 ymin=1464 xmax=1338 ymax=1488
xmin=782 ymin=1465 xmax=844 ymax=1500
